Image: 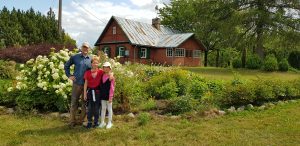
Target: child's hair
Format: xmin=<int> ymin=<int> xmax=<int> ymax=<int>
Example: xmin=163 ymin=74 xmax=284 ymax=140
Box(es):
xmin=91 ymin=56 xmax=100 ymax=63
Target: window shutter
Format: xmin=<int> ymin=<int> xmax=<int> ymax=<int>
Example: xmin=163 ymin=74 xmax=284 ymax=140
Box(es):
xmin=115 ymin=47 xmax=119 ymax=57
xmin=146 ymin=48 xmax=150 ymax=59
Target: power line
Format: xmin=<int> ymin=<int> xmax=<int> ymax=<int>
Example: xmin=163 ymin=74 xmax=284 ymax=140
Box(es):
xmin=72 ymin=0 xmax=106 ymax=24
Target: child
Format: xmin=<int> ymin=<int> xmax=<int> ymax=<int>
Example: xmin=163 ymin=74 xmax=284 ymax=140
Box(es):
xmin=99 ymin=62 xmax=115 ymax=129
xmin=83 ymin=56 xmax=103 ymax=128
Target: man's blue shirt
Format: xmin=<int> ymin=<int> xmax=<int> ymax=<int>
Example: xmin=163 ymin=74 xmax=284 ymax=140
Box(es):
xmin=64 ymin=53 xmax=91 ymax=85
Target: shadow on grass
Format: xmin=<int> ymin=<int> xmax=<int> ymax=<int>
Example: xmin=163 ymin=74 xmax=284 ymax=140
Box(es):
xmin=18 ymin=125 xmax=90 ymax=136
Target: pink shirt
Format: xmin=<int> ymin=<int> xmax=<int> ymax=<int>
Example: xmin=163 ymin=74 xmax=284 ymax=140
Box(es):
xmin=102 ymin=74 xmax=115 ymax=100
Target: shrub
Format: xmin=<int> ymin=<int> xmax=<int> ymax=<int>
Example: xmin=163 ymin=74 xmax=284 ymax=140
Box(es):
xmin=278 ymin=59 xmax=289 ymax=72
xmin=139 ymin=98 xmax=157 ymax=111
xmin=263 ymin=54 xmax=278 ymax=71
xmin=189 ymin=79 xmax=208 ymax=99
xmin=0 ymin=43 xmax=75 ymax=63
xmin=246 ymin=54 xmax=263 ymax=69
xmin=221 ymin=82 xmax=255 ymax=106
xmin=16 ymin=88 xmax=68 ymax=112
xmin=232 ymin=57 xmax=242 ymax=68
xmin=166 ymin=96 xmax=196 ymax=115
xmin=288 ymin=51 xmax=300 ymax=70
xmin=145 ymin=70 xmax=189 ymax=99
xmin=253 ymin=79 xmax=276 ymax=102
xmin=137 ymin=112 xmax=151 ymax=126
xmin=0 ymin=60 xmax=18 ymax=79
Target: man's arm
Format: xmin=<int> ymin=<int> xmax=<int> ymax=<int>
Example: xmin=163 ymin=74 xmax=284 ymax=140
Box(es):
xmin=64 ymin=56 xmax=76 ymax=81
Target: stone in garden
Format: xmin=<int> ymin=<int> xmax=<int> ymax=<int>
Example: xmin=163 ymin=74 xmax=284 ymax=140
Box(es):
xmin=60 ymin=113 xmax=70 ymax=119
xmin=237 ymin=106 xmax=245 ymax=111
xmin=49 ymin=112 xmax=60 ymax=118
xmin=290 ymin=100 xmax=297 ymax=103
xmin=258 ymin=105 xmax=266 ymax=110
xmin=170 ymin=115 xmax=181 ymax=119
xmin=127 ymin=113 xmax=135 ymax=118
xmin=246 ymin=104 xmax=254 ymax=109
xmin=227 ymin=106 xmax=236 ymax=113
xmin=0 ymin=106 xmax=6 ymax=112
xmin=218 ymin=110 xmax=226 ymax=116
xmin=277 ymin=101 xmax=284 ymax=105
xmin=7 ymin=108 xmax=14 ymax=114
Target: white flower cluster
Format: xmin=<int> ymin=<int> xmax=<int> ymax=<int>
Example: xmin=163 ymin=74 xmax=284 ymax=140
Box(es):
xmin=8 ymin=48 xmax=77 ymax=99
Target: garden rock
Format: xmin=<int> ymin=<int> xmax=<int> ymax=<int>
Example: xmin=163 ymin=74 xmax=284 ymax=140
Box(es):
xmin=7 ymin=108 xmax=14 ymax=114
xmin=237 ymin=106 xmax=245 ymax=112
xmin=49 ymin=112 xmax=60 ymax=118
xmin=0 ymin=106 xmax=6 ymax=112
xmin=277 ymin=101 xmax=284 ymax=105
xmin=227 ymin=106 xmax=236 ymax=113
xmin=218 ymin=110 xmax=226 ymax=116
xmin=246 ymin=104 xmax=254 ymax=109
xmin=258 ymin=105 xmax=266 ymax=110
xmin=127 ymin=113 xmax=135 ymax=118
xmin=290 ymin=100 xmax=297 ymax=103
xmin=60 ymin=113 xmax=70 ymax=119
xmin=170 ymin=115 xmax=181 ymax=119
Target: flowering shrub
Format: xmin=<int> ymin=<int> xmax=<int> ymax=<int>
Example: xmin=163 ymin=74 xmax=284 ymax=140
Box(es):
xmin=7 ymin=48 xmax=77 ymax=111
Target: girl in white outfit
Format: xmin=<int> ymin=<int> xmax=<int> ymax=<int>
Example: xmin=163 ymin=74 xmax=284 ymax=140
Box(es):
xmin=99 ymin=62 xmax=115 ymax=129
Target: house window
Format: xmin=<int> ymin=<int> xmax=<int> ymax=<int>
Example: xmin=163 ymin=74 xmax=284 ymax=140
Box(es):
xmin=193 ymin=50 xmax=201 ymax=58
xmin=113 ymin=26 xmax=116 ymax=35
xmin=119 ymin=47 xmax=125 ymax=57
xmin=166 ymin=48 xmax=173 ymax=57
xmin=103 ymin=47 xmax=110 ymax=56
xmin=186 ymin=50 xmax=193 ymax=57
xmin=141 ymin=48 xmax=147 ymax=58
xmin=175 ymin=48 xmax=185 ymax=57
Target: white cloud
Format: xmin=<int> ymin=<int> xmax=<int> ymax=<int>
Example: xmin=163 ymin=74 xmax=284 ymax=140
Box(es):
xmin=56 ymin=0 xmax=169 ymax=47
xmin=130 ymin=0 xmax=153 ymax=7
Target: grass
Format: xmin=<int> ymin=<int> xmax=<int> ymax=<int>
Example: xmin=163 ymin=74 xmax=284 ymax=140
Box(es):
xmin=0 ymin=101 xmax=299 ymax=145
xmin=182 ymin=67 xmax=300 ymax=81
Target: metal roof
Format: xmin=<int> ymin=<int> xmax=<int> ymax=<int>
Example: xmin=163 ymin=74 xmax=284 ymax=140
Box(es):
xmin=113 ymin=16 xmax=194 ymax=48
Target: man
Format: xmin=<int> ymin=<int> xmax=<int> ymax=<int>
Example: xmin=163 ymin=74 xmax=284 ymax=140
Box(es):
xmin=64 ymin=42 xmax=92 ymax=127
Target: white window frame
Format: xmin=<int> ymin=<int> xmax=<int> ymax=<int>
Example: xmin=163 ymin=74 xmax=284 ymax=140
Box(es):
xmin=193 ymin=50 xmax=201 ymax=58
xmin=166 ymin=48 xmax=173 ymax=57
xmin=175 ymin=48 xmax=185 ymax=57
xmin=113 ymin=26 xmax=116 ymax=35
xmin=141 ymin=48 xmax=147 ymax=58
xmin=103 ymin=47 xmax=110 ymax=56
xmin=119 ymin=47 xmax=124 ymax=57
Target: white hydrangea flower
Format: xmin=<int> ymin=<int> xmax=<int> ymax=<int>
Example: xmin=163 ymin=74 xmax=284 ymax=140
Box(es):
xmin=7 ymin=87 xmax=13 ymax=92
xmin=20 ymin=64 xmax=24 ymax=68
xmin=52 ymin=73 xmax=59 ymax=80
xmin=62 ymin=75 xmax=68 ymax=80
xmin=55 ymin=90 xmax=59 ymax=94
xmin=43 ymin=87 xmax=47 ymax=91
xmin=59 ymin=62 xmax=64 ymax=70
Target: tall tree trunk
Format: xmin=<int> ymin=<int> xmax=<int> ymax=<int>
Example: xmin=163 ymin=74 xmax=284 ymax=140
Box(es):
xmin=255 ymin=1 xmax=265 ymax=59
xmin=242 ymin=47 xmax=246 ymax=68
xmin=204 ymin=50 xmax=208 ymax=67
xmin=216 ymin=49 xmax=220 ymax=67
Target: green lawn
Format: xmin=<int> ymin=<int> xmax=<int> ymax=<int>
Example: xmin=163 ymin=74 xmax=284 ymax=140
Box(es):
xmin=0 ymin=101 xmax=299 ymax=145
xmin=182 ymin=67 xmax=300 ymax=81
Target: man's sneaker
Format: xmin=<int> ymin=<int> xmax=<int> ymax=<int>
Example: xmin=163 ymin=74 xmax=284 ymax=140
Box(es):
xmin=86 ymin=123 xmax=92 ymax=129
xmin=98 ymin=122 xmax=106 ymax=128
xmin=106 ymin=122 xmax=113 ymax=129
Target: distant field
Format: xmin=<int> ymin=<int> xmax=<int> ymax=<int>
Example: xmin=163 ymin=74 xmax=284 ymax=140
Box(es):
xmin=182 ymin=67 xmax=300 ymax=81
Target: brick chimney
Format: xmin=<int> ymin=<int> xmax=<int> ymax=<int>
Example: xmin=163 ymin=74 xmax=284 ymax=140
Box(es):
xmin=152 ymin=17 xmax=161 ymax=30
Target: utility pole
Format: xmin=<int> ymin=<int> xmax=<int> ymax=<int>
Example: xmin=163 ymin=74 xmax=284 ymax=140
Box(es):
xmin=58 ymin=0 xmax=62 ymax=36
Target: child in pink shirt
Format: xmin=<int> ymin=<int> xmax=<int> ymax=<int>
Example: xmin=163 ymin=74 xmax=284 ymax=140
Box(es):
xmin=98 ymin=62 xmax=115 ymax=129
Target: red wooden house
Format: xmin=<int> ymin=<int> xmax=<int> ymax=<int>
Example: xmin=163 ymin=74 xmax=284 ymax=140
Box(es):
xmin=94 ymin=16 xmax=206 ymax=66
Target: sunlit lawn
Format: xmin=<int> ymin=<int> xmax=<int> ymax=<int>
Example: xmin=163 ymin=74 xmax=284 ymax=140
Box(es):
xmin=182 ymin=67 xmax=300 ymax=81
xmin=0 ymin=101 xmax=299 ymax=145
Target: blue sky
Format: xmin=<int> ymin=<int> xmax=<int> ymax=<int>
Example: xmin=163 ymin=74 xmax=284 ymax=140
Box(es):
xmin=1 ymin=0 xmax=169 ymax=47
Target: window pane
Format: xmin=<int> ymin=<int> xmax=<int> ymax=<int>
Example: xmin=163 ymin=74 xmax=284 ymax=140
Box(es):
xmin=166 ymin=48 xmax=173 ymax=57
xmin=175 ymin=48 xmax=185 ymax=57
xmin=193 ymin=50 xmax=201 ymax=58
